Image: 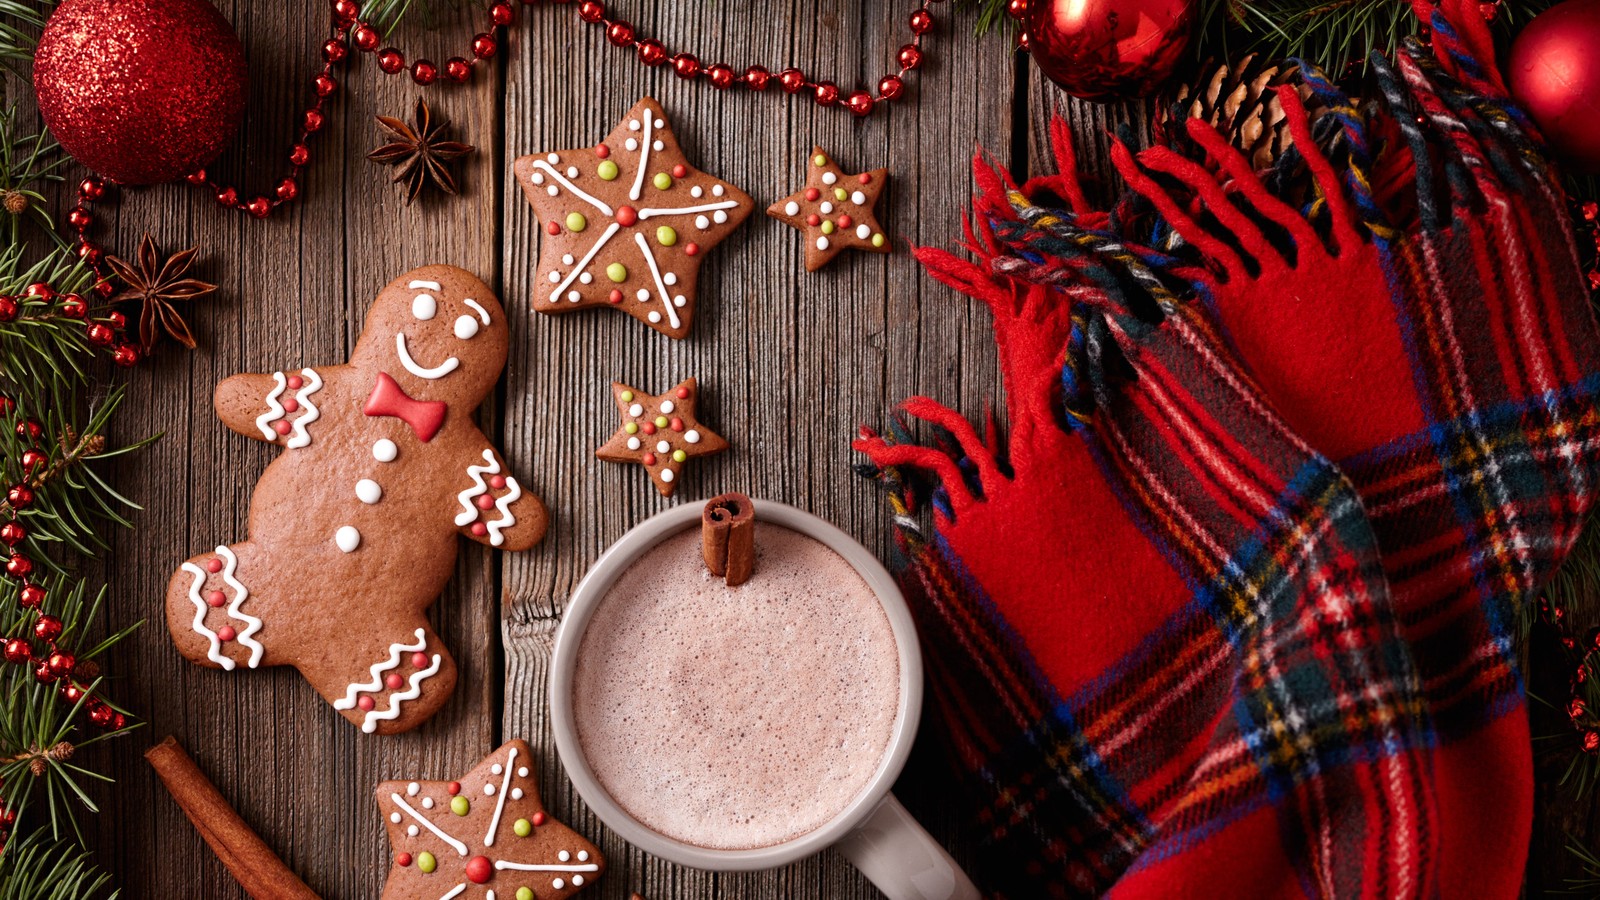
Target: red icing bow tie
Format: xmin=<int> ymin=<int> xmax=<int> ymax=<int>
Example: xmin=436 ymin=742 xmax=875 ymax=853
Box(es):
xmin=364 ymin=372 xmax=447 ymax=442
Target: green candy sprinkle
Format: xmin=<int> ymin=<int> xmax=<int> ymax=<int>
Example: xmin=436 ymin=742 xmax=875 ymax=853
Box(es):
xmin=672 ymin=450 xmax=687 ymax=463
xmin=624 ymin=422 xmax=639 ymax=435
xmin=450 ymin=796 xmax=470 ymax=816
xmin=871 ymin=233 xmax=887 ymax=248
xmin=653 ymin=172 xmax=673 ymax=190
xmin=606 ymin=262 xmax=629 ymax=283
xmin=620 ymin=390 xmax=634 ymax=402
xmin=565 ymin=212 xmax=587 ymax=233
xmin=820 ymin=221 xmax=835 ymax=235
xmin=813 ymin=153 xmax=828 ymax=167
xmin=656 ymin=225 xmax=678 ymax=247
xmin=597 ymin=160 xmax=619 ymax=181
xmin=513 ymin=817 xmax=533 ymax=837
xmin=418 ymin=852 xmax=437 ymax=874
xmin=516 ymin=889 xmax=535 ymax=900
xmin=654 ymin=416 xmax=669 ymax=428
xmin=834 ymin=187 xmax=848 ymax=201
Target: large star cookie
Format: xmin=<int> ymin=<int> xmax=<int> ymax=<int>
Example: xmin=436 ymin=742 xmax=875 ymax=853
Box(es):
xmin=595 ymin=378 xmax=728 ymax=497
xmin=377 ymin=740 xmax=604 ymax=900
xmin=767 ymin=147 xmax=889 ymax=271
xmin=514 ymin=98 xmax=753 ymax=340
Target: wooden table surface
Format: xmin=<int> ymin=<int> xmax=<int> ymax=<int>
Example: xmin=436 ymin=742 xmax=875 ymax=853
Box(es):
xmin=61 ymin=1 xmax=1577 ymax=897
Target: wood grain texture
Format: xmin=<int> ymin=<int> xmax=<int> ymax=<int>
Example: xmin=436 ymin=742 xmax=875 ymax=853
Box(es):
xmin=60 ymin=1 xmax=1576 ymax=896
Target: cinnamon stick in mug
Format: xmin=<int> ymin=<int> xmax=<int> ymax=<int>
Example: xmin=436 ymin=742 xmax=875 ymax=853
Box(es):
xmin=702 ymin=492 xmax=756 ymax=585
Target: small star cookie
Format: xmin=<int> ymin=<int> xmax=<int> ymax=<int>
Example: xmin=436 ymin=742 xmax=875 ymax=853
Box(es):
xmin=377 ymin=740 xmax=604 ymax=900
xmin=514 ymin=97 xmax=754 ymax=340
xmin=767 ymin=147 xmax=889 ymax=271
xmin=596 ymin=378 xmax=728 ymax=497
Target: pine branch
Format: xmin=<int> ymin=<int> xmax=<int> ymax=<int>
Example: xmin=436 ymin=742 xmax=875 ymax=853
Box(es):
xmin=0 ymin=831 xmax=113 ymax=900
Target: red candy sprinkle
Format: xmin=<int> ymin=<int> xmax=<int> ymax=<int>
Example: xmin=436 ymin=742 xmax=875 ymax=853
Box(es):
xmin=386 ymin=672 xmax=404 ymax=690
xmin=838 ymin=215 xmax=853 ymax=228
xmin=216 ymin=625 xmax=237 ymax=642
xmin=281 ymin=398 xmax=299 ymax=413
xmin=859 ymin=173 xmax=872 ymax=184
xmin=396 ymin=853 xmax=413 ymax=867
xmin=676 ymin=386 xmax=691 ymax=398
xmin=595 ymin=143 xmax=610 ymax=159
xmin=413 ymin=651 xmax=429 ymax=668
xmin=641 ymin=422 xmax=657 ymax=435
xmin=465 ymin=856 xmax=494 ymax=884
xmin=358 ymin=696 xmax=376 ymax=711
xmin=672 ymin=164 xmax=687 ymax=178
xmin=615 ymin=205 xmax=639 ymax=226
xmin=471 ymin=522 xmax=488 ymax=536
xmin=273 ymin=420 xmax=293 ymax=435
xmin=670 ymin=417 xmax=684 ymax=431
xmin=805 ymin=187 xmax=821 ymax=201
xmin=448 ymin=781 xmax=461 ymax=795
xmin=546 ymin=221 xmax=561 ymax=236
xmin=685 ymin=243 xmax=699 ymax=256
xmin=608 ymin=289 xmax=624 ymax=303
xmin=206 ymin=590 xmax=227 ymax=608
xmin=206 ymin=558 xmax=224 ymax=573
xmin=476 ymin=494 xmax=496 ymax=510
xmin=489 ymin=475 xmax=507 ymax=490
xmin=286 ymin=375 xmax=303 ymax=390
xmin=532 ymin=812 xmax=547 ymax=826
xmin=642 ymin=452 xmax=657 ymax=466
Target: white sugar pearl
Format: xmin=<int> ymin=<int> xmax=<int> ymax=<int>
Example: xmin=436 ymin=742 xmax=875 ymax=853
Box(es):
xmin=566 ymin=166 xmax=578 ymax=178
xmin=691 ymin=185 xmax=703 ymax=198
xmin=673 ymin=295 xmax=686 ymax=308
xmin=390 ymin=812 xmax=402 ymax=824
xmin=636 ymin=289 xmax=650 ymax=301
xmin=531 ymin=172 xmax=545 ymax=185
xmin=407 ymin=825 xmax=419 ymax=837
xmin=518 ymin=767 xmax=529 ymax=777
xmin=654 ymin=118 xmax=664 ymax=128
xmin=411 ymin=293 xmax=437 ymax=320
xmin=625 ymin=138 xmax=639 ymax=151
xmin=685 ymin=430 xmax=701 ymax=443
xmin=579 ymin=272 xmax=593 ymax=284
xmin=852 ymin=191 xmax=868 ymax=205
xmin=664 ymin=272 xmax=678 ymax=286
xmin=553 ymin=880 xmax=565 ymax=891
xmin=629 ymin=119 xmax=641 ymax=131
xmin=373 ymin=439 xmax=398 ymax=462
xmin=656 ymin=440 xmax=670 ymax=453
xmin=562 ymin=253 xmax=575 ymax=265
xmin=653 ymin=140 xmax=664 ymax=151
xmin=857 ymin=224 xmax=872 ymax=240
xmin=454 ymin=315 xmax=480 ymax=339
xmin=546 ymin=153 xmax=559 ymax=164
xmin=511 ymin=788 xmax=524 ymax=800
xmin=356 ymin=479 xmax=382 ymax=504
xmin=492 ymin=764 xmax=503 ymax=775
xmin=647 ymin=311 xmax=662 ymax=323
xmin=626 ymin=437 xmax=641 ymax=450
xmin=628 ymin=403 xmax=644 ymax=417
xmin=822 ymin=171 xmax=838 ymax=185
xmin=573 ymin=876 xmax=585 ymax=886
xmin=816 ymin=236 xmax=830 ymax=250
xmin=559 ymin=851 xmax=571 ymax=862
xmin=661 ymin=469 xmax=675 ymax=483
xmin=422 ymin=797 xmax=435 ymax=809
xmin=567 ymin=290 xmax=581 ymax=302
xmin=577 ymin=851 xmax=589 ymax=861
xmin=784 ymin=201 xmax=800 ymax=216
xmin=713 ymin=210 xmax=727 ymax=224
xmin=335 ymin=526 xmax=360 ymax=553
xmin=695 ymin=215 xmax=710 ymax=229
xmin=546 ymin=185 xmax=558 ymax=197
xmin=821 ymin=201 xmax=834 ymax=214
xmin=483 ymin=783 xmax=496 ymax=796
xmin=660 ymin=400 xmax=675 ymax=413
xmin=407 ymin=783 xmax=420 ymax=796
xmin=712 ymin=184 xmax=725 ymax=196
xmin=548 ymin=271 xmax=561 ymax=283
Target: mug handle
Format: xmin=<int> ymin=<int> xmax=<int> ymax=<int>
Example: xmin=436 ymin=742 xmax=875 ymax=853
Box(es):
xmin=834 ymin=793 xmax=981 ymax=900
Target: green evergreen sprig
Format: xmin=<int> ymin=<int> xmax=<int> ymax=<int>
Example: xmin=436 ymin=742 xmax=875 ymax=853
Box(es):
xmin=0 ymin=832 xmax=113 ymax=900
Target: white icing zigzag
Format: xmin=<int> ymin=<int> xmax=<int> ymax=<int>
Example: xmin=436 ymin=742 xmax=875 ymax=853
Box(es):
xmin=454 ymin=450 xmax=498 ymax=526
xmin=254 ymin=372 xmax=287 ymax=440
xmin=179 ymin=546 xmax=264 ymax=671
xmin=488 ymin=478 xmax=521 ymax=548
xmin=364 ymin=653 xmax=441 ymax=734
xmin=333 ymin=628 xmax=425 ymax=710
xmin=285 ymin=368 xmax=322 ymax=449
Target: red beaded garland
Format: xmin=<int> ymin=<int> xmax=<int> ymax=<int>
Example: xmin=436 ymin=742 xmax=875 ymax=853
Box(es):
xmin=6 ymin=485 xmax=34 ymax=509
xmin=18 ymin=584 xmax=45 ymax=609
xmin=0 ymin=297 xmax=15 ymax=323
xmin=411 ymin=59 xmax=438 ymax=85
xmin=353 ymin=23 xmax=380 ymax=51
xmin=472 ymin=33 xmax=498 ymax=59
xmin=378 ymin=48 xmax=405 ymax=74
xmin=0 ymin=522 xmax=24 ymax=545
xmin=636 ymin=38 xmax=666 ymax=65
xmin=3 ymin=638 xmax=29 ymax=665
xmin=33 ymin=615 xmax=63 ymax=642
xmin=5 ymin=554 xmax=32 ymax=579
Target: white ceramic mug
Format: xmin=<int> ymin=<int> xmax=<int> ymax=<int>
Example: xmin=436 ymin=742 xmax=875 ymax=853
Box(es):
xmin=549 ymin=500 xmax=979 ymax=900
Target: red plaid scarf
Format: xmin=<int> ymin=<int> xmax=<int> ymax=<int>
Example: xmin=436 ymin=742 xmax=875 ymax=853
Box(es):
xmin=857 ymin=2 xmax=1600 ymax=896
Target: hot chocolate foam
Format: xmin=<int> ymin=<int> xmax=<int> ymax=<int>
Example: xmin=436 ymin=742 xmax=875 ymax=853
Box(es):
xmin=572 ymin=524 xmax=901 ymax=850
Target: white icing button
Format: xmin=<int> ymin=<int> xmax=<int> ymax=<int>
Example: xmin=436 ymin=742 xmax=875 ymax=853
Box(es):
xmin=531 ymin=172 xmax=545 ymax=185
xmin=562 ymin=253 xmax=575 ymax=265
xmin=559 ymin=851 xmax=571 ymax=862
xmin=566 ymin=166 xmax=578 ymax=178
xmin=852 ymin=190 xmax=868 ymax=205
xmin=654 ymin=440 xmax=668 ymax=453
xmin=573 ymin=876 xmax=585 ymax=886
xmin=654 ymin=118 xmax=664 ymax=128
xmin=822 ymin=171 xmax=838 ymax=185
xmin=626 ymin=437 xmax=641 ymax=451
xmin=422 ymin=797 xmax=435 ymax=809
xmin=546 ymin=153 xmax=559 ymax=164
xmin=511 ymin=788 xmax=524 ymax=800
xmin=691 ymin=185 xmax=704 ymax=198
xmin=373 ymin=439 xmax=398 ymax=462
xmin=390 ymin=812 xmax=402 ymax=824
xmin=695 ymin=215 xmax=710 ymax=230
xmin=784 ymin=201 xmax=800 ymax=216
xmin=553 ymin=879 xmax=565 ymax=891
xmin=816 ymin=236 xmax=830 ymax=250
xmin=636 ymin=289 xmax=650 ymax=301
xmin=567 ymin=290 xmax=581 ymax=302
xmin=713 ymin=210 xmax=728 ymax=224
xmin=712 ymin=184 xmax=725 ymax=196
xmin=821 ymin=201 xmax=834 ymax=214
xmin=491 ymin=764 xmax=503 ymax=775
xmin=411 ymin=294 xmax=437 ymax=320
xmin=673 ymin=295 xmax=686 ymax=308
xmin=685 ymin=430 xmax=701 ymax=443
xmin=545 ymin=185 xmax=558 ymax=197
xmin=517 ymin=767 xmax=529 ymax=777
xmin=454 ymin=315 xmax=480 ymax=339
xmin=661 ymin=469 xmax=675 ymax=483
xmin=647 ymin=311 xmax=662 ymax=323
xmin=628 ymin=119 xmax=641 ymax=131
xmin=548 ymin=271 xmax=561 ymax=283
xmin=579 ymin=272 xmax=593 ymax=284
xmin=857 ymin=224 xmax=872 ymax=240
xmin=652 ymin=140 xmax=664 ymax=151
xmin=407 ymin=825 xmax=419 ymax=837
xmin=660 ymin=400 xmax=675 ymax=413
xmin=577 ymin=851 xmax=589 ymax=862
xmin=625 ymin=138 xmax=639 ymax=151
xmin=356 ymin=479 xmax=382 ymax=504
xmin=663 ymin=272 xmax=678 ymax=286
xmin=628 ymin=403 xmax=644 ymax=417
xmin=335 ymin=526 xmax=360 ymax=553
xmin=407 ymin=782 xmax=420 ymax=796
xmin=484 ymin=783 xmax=496 ymax=796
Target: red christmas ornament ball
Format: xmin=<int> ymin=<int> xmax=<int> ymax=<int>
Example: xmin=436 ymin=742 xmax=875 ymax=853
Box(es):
xmin=1508 ymin=0 xmax=1600 ymax=172
xmin=33 ymin=0 xmax=249 ymax=186
xmin=1026 ymin=0 xmax=1195 ymax=100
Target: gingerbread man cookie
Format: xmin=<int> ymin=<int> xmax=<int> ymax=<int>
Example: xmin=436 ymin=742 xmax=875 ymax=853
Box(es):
xmin=513 ymin=97 xmax=753 ymax=340
xmin=377 ymin=740 xmax=604 ymax=900
xmin=595 ymin=378 xmax=728 ymax=497
xmin=767 ymin=147 xmax=889 ymax=271
xmin=164 ymin=265 xmax=548 ymax=735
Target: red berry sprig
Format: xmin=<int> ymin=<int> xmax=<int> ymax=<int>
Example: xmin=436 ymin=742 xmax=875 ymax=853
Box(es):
xmin=0 ymin=609 xmax=125 ymax=732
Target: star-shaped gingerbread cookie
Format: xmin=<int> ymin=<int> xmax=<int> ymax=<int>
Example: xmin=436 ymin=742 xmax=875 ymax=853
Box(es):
xmin=377 ymin=740 xmax=604 ymax=900
xmin=514 ymin=98 xmax=754 ymax=340
xmin=596 ymin=378 xmax=728 ymax=497
xmin=767 ymin=147 xmax=889 ymax=271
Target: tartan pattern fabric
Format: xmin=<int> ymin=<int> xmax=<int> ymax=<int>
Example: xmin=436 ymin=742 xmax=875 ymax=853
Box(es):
xmin=858 ymin=2 xmax=1600 ymax=896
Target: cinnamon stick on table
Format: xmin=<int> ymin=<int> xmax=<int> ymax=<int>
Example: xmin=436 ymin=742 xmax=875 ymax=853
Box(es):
xmin=702 ymin=492 xmax=756 ymax=586
xmin=146 ymin=735 xmax=321 ymax=900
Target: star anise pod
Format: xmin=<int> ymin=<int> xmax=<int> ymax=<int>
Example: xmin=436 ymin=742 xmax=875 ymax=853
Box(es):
xmin=106 ymin=234 xmax=217 ymax=351
xmin=368 ymin=98 xmax=475 ymax=204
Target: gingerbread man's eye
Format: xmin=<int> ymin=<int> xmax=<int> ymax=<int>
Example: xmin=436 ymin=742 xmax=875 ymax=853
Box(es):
xmin=453 ymin=314 xmax=480 ymax=340
xmin=412 ymin=293 xmax=438 ymax=320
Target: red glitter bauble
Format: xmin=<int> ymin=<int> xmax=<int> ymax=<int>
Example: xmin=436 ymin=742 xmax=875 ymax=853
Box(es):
xmin=1026 ymin=0 xmax=1195 ymax=100
xmin=33 ymin=0 xmax=249 ymax=186
xmin=1508 ymin=0 xmax=1600 ymax=172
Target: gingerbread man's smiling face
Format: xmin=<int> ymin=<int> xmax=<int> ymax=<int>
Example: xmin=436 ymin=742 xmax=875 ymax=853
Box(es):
xmin=350 ymin=265 xmax=509 ymax=407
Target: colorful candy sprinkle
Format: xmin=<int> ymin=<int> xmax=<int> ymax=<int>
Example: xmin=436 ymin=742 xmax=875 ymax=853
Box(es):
xmin=653 ymin=172 xmax=673 ymax=190
xmin=813 ymin=153 xmax=828 ymax=166
xmin=597 ymin=160 xmax=619 ymax=181
xmin=872 ymin=233 xmax=887 ymax=248
xmin=514 ymin=817 xmax=533 ymax=837
xmin=606 ymin=263 xmax=629 ymax=283
xmin=418 ymin=851 xmax=437 ymax=874
xmin=673 ymin=450 xmax=687 ymax=463
xmin=566 ymin=212 xmax=587 ymax=232
xmin=517 ymin=889 xmax=534 ymax=900
xmin=451 ymin=795 xmax=471 ymax=816
xmin=657 ymin=225 xmax=678 ymax=246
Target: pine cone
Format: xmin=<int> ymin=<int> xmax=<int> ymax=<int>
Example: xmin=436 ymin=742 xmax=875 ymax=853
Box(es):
xmin=1161 ymin=55 xmax=1309 ymax=170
